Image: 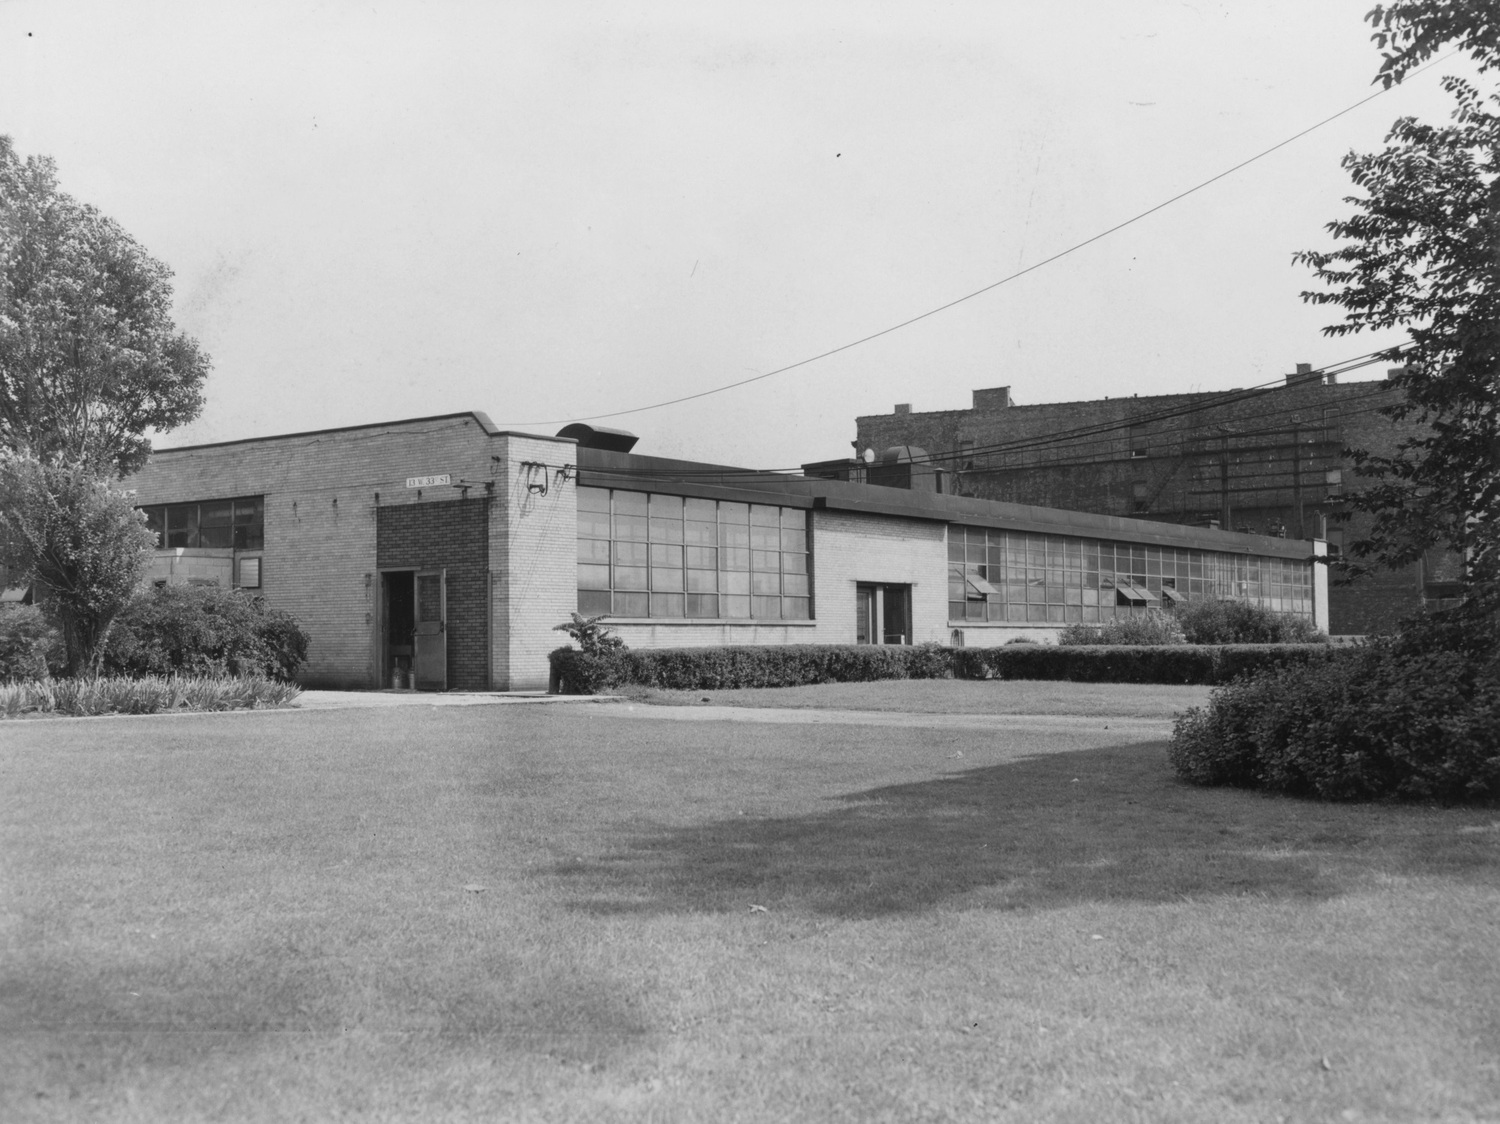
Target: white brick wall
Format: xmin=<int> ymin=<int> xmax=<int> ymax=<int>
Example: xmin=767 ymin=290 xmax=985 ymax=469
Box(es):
xmin=127 ymin=415 xmax=576 ymax=690
xmin=491 ymin=435 xmax=578 ymax=690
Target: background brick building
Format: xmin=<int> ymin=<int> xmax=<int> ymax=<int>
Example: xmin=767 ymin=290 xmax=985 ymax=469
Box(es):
xmin=854 ymin=365 xmax=1452 ymax=635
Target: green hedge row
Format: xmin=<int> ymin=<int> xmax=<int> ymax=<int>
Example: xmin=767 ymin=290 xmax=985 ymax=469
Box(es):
xmin=951 ymin=643 xmax=1338 ymax=685
xmin=550 ymin=643 xmax=955 ymax=694
xmin=549 ymin=642 xmax=1337 ymax=693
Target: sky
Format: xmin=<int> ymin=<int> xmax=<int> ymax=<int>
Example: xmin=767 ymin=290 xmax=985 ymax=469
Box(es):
xmin=0 ymin=1 xmax=1472 ymax=469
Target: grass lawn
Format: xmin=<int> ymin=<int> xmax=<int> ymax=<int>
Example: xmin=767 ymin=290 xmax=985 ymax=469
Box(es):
xmin=1 ymin=688 xmax=1498 ymax=1123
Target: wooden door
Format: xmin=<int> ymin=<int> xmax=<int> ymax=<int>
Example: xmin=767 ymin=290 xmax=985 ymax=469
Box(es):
xmin=414 ymin=569 xmax=447 ymax=691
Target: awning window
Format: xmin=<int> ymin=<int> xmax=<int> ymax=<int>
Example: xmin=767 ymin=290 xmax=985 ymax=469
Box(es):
xmin=1160 ymin=587 xmax=1186 ymax=603
xmin=1115 ymin=581 xmax=1153 ymax=605
xmin=965 ymin=569 xmax=1000 ymax=598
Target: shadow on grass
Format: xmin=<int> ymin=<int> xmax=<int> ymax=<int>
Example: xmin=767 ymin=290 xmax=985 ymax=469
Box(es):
xmin=556 ymin=742 xmax=1497 ymax=918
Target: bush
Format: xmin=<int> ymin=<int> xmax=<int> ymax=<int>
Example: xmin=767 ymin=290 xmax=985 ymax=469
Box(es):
xmin=1169 ymin=630 xmax=1500 ymax=803
xmin=551 ymin=642 xmax=954 ymax=694
xmin=1175 ymin=599 xmax=1327 ymax=644
xmin=1059 ymin=611 xmax=1185 ymax=646
xmin=952 ymin=642 xmax=1333 ymax=685
xmin=550 ymin=640 xmax=1331 ymax=693
xmin=101 ymin=585 xmax=309 ymax=681
xmin=0 ymin=604 xmax=63 ymax=681
xmin=552 ymin=612 xmax=625 ymax=656
xmin=0 ymin=674 xmax=302 ymax=719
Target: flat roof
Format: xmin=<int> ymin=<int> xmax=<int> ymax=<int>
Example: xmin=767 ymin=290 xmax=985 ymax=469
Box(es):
xmin=150 ymin=411 xmax=573 ymax=454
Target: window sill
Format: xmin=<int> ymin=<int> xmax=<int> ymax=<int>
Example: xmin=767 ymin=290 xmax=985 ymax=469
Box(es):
xmin=603 ymin=617 xmax=818 ymax=627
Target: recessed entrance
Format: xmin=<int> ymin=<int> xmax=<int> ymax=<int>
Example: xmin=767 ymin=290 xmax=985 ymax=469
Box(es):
xmin=381 ymin=569 xmax=447 ymax=690
xmin=856 ymin=582 xmax=912 ymax=645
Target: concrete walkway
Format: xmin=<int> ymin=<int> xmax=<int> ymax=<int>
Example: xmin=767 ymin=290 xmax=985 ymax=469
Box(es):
xmin=290 ymin=690 xmax=1173 ymax=736
xmin=600 ymin=702 xmax=1176 ymax=736
xmin=291 ymin=689 xmax=621 ymax=710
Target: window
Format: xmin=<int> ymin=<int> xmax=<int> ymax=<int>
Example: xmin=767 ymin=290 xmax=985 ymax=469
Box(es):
xmin=140 ymin=497 xmax=263 ymax=550
xmin=237 ymin=556 xmax=262 ymax=589
xmin=1128 ymin=425 xmax=1149 ymax=458
xmin=1325 ymin=468 xmax=1343 ymax=496
xmin=577 ymin=487 xmax=810 ymax=620
xmin=1131 ymin=481 xmax=1149 ymax=513
xmin=947 ymin=524 xmax=1314 ymax=623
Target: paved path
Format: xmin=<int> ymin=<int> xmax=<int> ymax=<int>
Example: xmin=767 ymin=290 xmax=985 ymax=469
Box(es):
xmin=599 ymin=702 xmax=1175 ymax=736
xmin=291 ymin=690 xmax=620 ymax=710
xmin=292 ymin=691 xmax=1173 ymax=736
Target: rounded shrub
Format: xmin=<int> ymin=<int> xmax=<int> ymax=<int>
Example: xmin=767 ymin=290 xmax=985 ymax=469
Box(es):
xmin=0 ymin=604 xmax=63 ymax=681
xmin=102 ymin=585 xmax=309 ymax=681
xmin=1169 ymin=623 xmax=1500 ymax=803
xmin=1175 ymin=598 xmax=1327 ymax=645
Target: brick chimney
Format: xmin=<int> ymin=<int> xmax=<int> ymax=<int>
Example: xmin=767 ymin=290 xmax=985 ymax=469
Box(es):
xmin=1286 ymin=362 xmax=1320 ymax=388
xmin=972 ymin=386 xmax=1012 ymax=410
xmin=893 ymin=403 xmax=911 ymax=415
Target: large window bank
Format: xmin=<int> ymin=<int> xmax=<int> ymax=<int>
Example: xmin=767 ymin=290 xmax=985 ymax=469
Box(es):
xmin=575 ymin=487 xmax=811 ymax=621
xmin=948 ymin=525 xmax=1314 ymax=624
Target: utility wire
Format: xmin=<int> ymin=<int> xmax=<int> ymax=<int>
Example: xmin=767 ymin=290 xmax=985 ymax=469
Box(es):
xmin=504 ymin=56 xmax=1444 ymax=429
xmin=586 ymin=347 xmax=1408 ymax=481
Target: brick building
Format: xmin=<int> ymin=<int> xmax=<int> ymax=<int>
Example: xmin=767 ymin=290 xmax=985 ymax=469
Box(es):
xmin=854 ymin=366 xmax=1451 ymax=635
xmin=126 ymin=410 xmax=1329 ymax=690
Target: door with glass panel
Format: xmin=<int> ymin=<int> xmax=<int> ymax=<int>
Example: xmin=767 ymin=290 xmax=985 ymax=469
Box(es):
xmin=413 ymin=569 xmax=447 ymax=691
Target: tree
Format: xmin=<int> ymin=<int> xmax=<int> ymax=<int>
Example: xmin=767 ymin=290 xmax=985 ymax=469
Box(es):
xmin=0 ymin=136 xmax=208 ymax=477
xmin=1296 ymin=2 xmax=1500 ymax=616
xmin=0 ymin=457 xmax=155 ymax=676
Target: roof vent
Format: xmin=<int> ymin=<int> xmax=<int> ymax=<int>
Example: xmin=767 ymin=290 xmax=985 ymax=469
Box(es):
xmin=555 ymin=423 xmax=639 ymax=453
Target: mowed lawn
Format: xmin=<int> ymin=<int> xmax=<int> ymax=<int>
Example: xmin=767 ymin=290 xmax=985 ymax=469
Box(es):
xmin=1 ymin=690 xmax=1498 ymax=1123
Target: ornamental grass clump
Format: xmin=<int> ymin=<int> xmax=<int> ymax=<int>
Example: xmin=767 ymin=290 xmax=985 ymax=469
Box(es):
xmin=0 ymin=675 xmax=301 ymax=719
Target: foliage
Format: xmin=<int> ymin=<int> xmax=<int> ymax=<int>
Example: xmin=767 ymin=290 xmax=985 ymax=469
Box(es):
xmin=0 ymin=137 xmax=208 ymax=476
xmin=0 ymin=457 xmax=154 ymax=675
xmin=1169 ymin=628 xmax=1500 ymax=803
xmin=952 ymin=643 xmax=1334 ymax=685
xmin=1058 ymin=610 xmax=1186 ymax=646
xmin=1173 ymin=599 xmax=1328 ymax=645
xmin=0 ymin=603 xmax=62 ymax=680
xmin=551 ymin=642 xmax=953 ymax=694
xmin=1296 ymin=4 xmax=1500 ymax=616
xmin=0 ymin=674 xmax=301 ymax=719
xmin=551 ymin=612 xmax=625 ymax=657
xmin=102 ymin=584 xmax=309 ymax=681
xmin=549 ymin=641 xmax=1331 ymax=693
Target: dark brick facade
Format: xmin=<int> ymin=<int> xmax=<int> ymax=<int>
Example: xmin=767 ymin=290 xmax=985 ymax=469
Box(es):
xmin=856 ymin=372 xmax=1433 ymax=635
xmin=376 ymin=498 xmax=490 ymax=690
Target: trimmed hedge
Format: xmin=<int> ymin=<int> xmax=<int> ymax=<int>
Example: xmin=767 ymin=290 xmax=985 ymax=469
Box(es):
xmin=550 ymin=643 xmax=954 ymax=694
xmin=549 ymin=641 xmax=1336 ymax=693
xmin=951 ymin=643 xmax=1336 ymax=684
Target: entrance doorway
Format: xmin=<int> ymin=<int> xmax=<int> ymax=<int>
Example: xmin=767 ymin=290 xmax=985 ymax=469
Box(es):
xmin=855 ymin=583 xmax=912 ymax=645
xmin=381 ymin=569 xmax=447 ymax=690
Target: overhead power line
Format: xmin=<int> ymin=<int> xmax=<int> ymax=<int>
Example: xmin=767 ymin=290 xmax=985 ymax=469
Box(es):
xmin=503 ymin=54 xmax=1446 ymax=430
xmin=588 ymin=347 xmax=1409 ymax=481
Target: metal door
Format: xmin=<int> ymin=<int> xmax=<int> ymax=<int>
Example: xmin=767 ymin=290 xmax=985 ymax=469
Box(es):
xmin=413 ymin=569 xmax=447 ymax=691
